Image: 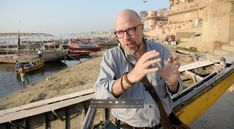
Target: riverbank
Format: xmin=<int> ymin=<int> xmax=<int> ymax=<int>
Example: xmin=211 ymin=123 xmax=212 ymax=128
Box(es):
xmin=0 ymin=56 xmax=102 ymax=110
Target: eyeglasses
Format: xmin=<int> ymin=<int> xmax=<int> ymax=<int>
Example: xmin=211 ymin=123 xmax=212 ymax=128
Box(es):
xmin=114 ymin=24 xmax=142 ymax=38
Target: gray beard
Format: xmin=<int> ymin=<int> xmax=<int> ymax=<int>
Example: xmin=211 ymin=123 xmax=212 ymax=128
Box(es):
xmin=124 ymin=45 xmax=139 ymax=56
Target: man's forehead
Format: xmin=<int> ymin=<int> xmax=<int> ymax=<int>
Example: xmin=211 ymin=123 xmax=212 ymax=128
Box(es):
xmin=115 ymin=10 xmax=141 ymax=30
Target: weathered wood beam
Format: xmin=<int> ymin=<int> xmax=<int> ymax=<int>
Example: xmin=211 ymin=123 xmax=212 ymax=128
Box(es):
xmin=179 ymin=60 xmax=217 ymax=72
xmin=184 ymin=70 xmax=204 ymax=83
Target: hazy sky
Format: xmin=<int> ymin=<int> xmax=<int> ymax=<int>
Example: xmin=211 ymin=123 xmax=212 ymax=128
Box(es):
xmin=0 ymin=0 xmax=169 ymax=35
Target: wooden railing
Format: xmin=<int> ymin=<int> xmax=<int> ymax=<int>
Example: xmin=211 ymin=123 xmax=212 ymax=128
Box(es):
xmin=0 ymin=88 xmax=95 ymax=129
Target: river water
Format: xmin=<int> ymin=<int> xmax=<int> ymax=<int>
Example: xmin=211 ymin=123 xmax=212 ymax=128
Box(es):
xmin=0 ymin=59 xmax=86 ymax=98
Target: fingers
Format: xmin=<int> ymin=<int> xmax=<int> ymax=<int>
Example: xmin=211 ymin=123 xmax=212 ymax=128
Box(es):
xmin=172 ymin=56 xmax=180 ymax=75
xmin=143 ymin=58 xmax=161 ymax=68
xmin=166 ymin=56 xmax=173 ymax=64
xmin=140 ymin=50 xmax=160 ymax=64
xmin=145 ymin=67 xmax=159 ymax=74
xmin=173 ymin=56 xmax=180 ymax=69
xmin=164 ymin=56 xmax=180 ymax=74
xmin=166 ymin=56 xmax=180 ymax=66
xmin=173 ymin=56 xmax=179 ymax=62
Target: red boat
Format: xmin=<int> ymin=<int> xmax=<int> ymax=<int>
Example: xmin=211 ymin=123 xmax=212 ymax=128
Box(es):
xmin=68 ymin=39 xmax=101 ymax=52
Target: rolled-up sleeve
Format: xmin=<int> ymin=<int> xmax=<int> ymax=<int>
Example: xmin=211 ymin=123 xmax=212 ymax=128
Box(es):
xmin=94 ymin=50 xmax=117 ymax=99
xmin=166 ymin=78 xmax=183 ymax=97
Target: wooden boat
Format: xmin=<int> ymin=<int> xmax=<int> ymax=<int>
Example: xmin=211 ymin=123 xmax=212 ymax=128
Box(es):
xmin=0 ymin=49 xmax=68 ymax=63
xmin=40 ymin=49 xmax=68 ymax=62
xmin=43 ymin=40 xmax=61 ymax=49
xmin=68 ymin=39 xmax=101 ymax=52
xmin=15 ymin=59 xmax=44 ymax=74
xmin=0 ymin=60 xmax=233 ymax=129
xmin=174 ymin=61 xmax=234 ymax=125
xmin=0 ymin=33 xmax=68 ymax=63
xmin=67 ymin=50 xmax=91 ymax=60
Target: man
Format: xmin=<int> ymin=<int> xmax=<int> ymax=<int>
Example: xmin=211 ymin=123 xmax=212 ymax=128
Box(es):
xmin=15 ymin=60 xmax=22 ymax=68
xmin=95 ymin=9 xmax=183 ymax=128
xmin=38 ymin=49 xmax=42 ymax=58
xmin=18 ymin=66 xmax=29 ymax=87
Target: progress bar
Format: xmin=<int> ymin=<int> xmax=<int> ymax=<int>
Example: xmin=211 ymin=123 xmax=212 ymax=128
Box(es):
xmin=90 ymin=99 xmax=144 ymax=108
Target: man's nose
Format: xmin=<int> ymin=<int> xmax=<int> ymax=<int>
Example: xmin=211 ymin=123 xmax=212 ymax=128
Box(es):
xmin=123 ymin=31 xmax=130 ymax=40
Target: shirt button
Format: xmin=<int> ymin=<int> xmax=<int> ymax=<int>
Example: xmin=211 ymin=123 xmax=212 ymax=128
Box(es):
xmin=149 ymin=105 xmax=152 ymax=108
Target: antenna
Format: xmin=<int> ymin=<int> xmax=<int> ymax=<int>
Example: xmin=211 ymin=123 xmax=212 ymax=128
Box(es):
xmin=17 ymin=20 xmax=21 ymax=52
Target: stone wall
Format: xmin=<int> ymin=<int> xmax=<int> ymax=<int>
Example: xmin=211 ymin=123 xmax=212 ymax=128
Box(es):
xmin=230 ymin=2 xmax=234 ymax=41
xmin=198 ymin=2 xmax=234 ymax=53
xmin=168 ymin=8 xmax=204 ymax=23
xmin=168 ymin=0 xmax=208 ymax=23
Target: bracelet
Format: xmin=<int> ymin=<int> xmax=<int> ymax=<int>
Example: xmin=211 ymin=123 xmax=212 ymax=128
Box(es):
xmin=123 ymin=72 xmax=134 ymax=86
xmin=120 ymin=75 xmax=126 ymax=92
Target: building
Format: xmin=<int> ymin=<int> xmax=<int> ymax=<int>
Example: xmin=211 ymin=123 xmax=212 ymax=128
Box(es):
xmin=145 ymin=9 xmax=168 ymax=31
xmin=145 ymin=0 xmax=234 ymax=54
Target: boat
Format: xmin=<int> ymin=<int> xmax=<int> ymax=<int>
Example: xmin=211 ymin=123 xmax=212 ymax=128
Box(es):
xmin=68 ymin=39 xmax=101 ymax=52
xmin=39 ymin=49 xmax=69 ymax=62
xmin=67 ymin=50 xmax=91 ymax=60
xmin=15 ymin=58 xmax=44 ymax=74
xmin=64 ymin=39 xmax=101 ymax=59
xmin=43 ymin=40 xmax=61 ymax=49
xmin=0 ymin=49 xmax=68 ymax=63
xmin=0 ymin=33 xmax=68 ymax=63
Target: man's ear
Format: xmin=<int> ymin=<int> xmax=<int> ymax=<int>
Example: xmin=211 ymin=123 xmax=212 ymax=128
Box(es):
xmin=141 ymin=24 xmax=144 ymax=30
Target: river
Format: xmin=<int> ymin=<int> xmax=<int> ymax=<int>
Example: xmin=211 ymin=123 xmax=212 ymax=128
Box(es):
xmin=0 ymin=59 xmax=87 ymax=98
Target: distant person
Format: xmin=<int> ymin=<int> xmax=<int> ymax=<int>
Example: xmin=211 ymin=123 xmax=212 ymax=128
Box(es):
xmin=15 ymin=60 xmax=22 ymax=68
xmin=29 ymin=60 xmax=34 ymax=67
xmin=38 ymin=50 xmax=42 ymax=58
xmin=95 ymin=9 xmax=190 ymax=129
xmin=18 ymin=66 xmax=29 ymax=87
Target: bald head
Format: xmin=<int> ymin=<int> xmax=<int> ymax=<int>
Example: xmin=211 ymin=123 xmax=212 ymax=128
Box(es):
xmin=114 ymin=9 xmax=144 ymax=56
xmin=115 ymin=9 xmax=142 ymax=30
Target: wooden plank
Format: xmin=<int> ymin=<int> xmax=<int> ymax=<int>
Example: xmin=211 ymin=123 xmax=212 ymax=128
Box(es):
xmin=0 ymin=88 xmax=94 ymax=116
xmin=179 ymin=60 xmax=217 ymax=72
xmin=184 ymin=70 xmax=204 ymax=81
xmin=0 ymin=93 xmax=94 ymax=124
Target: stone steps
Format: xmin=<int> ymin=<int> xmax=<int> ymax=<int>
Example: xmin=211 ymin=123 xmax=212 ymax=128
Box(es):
xmin=222 ymin=45 xmax=234 ymax=52
xmin=214 ymin=41 xmax=234 ymax=56
xmin=214 ymin=49 xmax=231 ymax=56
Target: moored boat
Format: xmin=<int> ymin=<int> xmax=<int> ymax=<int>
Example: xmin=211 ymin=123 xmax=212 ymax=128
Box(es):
xmin=68 ymin=39 xmax=101 ymax=52
xmin=0 ymin=49 xmax=68 ymax=63
xmin=40 ymin=49 xmax=68 ymax=62
xmin=15 ymin=58 xmax=44 ymax=74
xmin=0 ymin=33 xmax=68 ymax=63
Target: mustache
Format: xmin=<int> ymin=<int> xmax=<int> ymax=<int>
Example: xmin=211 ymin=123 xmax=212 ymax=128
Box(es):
xmin=123 ymin=43 xmax=141 ymax=56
